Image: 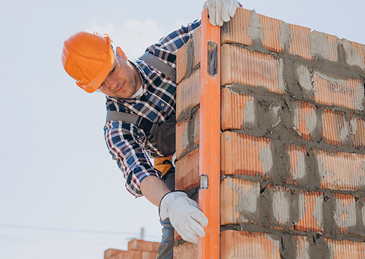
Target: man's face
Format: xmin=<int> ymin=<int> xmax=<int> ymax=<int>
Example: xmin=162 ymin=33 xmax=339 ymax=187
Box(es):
xmin=98 ymin=53 xmax=140 ymax=99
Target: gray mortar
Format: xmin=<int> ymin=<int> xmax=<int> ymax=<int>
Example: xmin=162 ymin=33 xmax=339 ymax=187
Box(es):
xmin=234 ymin=179 xmax=261 ymax=224
xmin=246 ymin=10 xmax=270 ymax=54
xmin=279 ymin=21 xmax=292 ymax=54
xmin=176 ymin=106 xmax=200 ymax=160
xmin=280 ymin=234 xmax=297 ymax=259
xmin=185 ymin=38 xmax=195 ymax=79
xmin=310 ymin=31 xmax=334 ymax=61
xmin=342 ymin=39 xmax=365 ymax=69
xmin=308 ymin=235 xmax=331 ymax=259
xmin=260 ymin=185 xmax=275 ymax=229
xmin=346 ymin=196 xmax=365 ymax=238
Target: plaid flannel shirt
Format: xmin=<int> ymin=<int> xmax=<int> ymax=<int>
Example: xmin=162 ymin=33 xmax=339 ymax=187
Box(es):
xmin=104 ymin=20 xmax=201 ymax=197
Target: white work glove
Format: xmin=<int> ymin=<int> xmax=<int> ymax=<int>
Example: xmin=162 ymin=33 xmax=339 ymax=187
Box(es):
xmin=203 ymin=0 xmax=240 ymax=26
xmin=159 ymin=191 xmax=208 ymax=244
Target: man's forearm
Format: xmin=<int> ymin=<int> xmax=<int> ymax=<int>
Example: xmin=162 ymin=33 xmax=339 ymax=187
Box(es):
xmin=140 ymin=176 xmax=171 ymax=206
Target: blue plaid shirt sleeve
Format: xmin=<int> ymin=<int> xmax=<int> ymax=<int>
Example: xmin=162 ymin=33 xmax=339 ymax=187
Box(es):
xmin=104 ymin=20 xmax=200 ymax=197
xmin=104 ymin=121 xmax=160 ymax=197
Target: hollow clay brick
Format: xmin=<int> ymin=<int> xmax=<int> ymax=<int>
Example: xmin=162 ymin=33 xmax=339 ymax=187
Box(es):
xmin=221 ymin=87 xmax=256 ymax=130
xmin=286 ymin=145 xmax=307 ymax=185
xmin=295 ymin=190 xmax=324 ymax=233
xmin=351 ymin=116 xmax=365 ymax=148
xmin=294 ymin=236 xmax=310 ymax=259
xmin=176 ymin=118 xmax=189 ymax=159
xmin=222 ymin=7 xmax=283 ymax=53
xmin=324 ymin=238 xmax=365 ymax=259
xmin=118 ymin=250 xmax=157 ymax=259
xmin=269 ymin=185 xmax=292 ymax=229
xmin=333 ymin=193 xmax=356 ymax=234
xmin=176 ymin=27 xmax=201 ymax=83
xmin=104 ymin=249 xmax=125 ymax=258
xmin=173 ymin=242 xmax=197 ymax=259
xmin=310 ymin=31 xmax=339 ymax=61
xmin=221 ymin=131 xmax=273 ymax=178
xmin=176 ymin=68 xmax=200 ymax=119
xmin=313 ymin=72 xmax=364 ymax=111
xmin=220 ymin=230 xmax=281 ymax=259
xmin=288 ymin=24 xmax=312 ymax=60
xmin=193 ymin=109 xmax=200 ymax=147
xmin=322 ymin=109 xmax=350 ymax=146
xmin=176 ymin=110 xmax=199 ymax=159
xmin=342 ymin=39 xmax=365 ymax=70
xmin=293 ymin=102 xmax=317 ymax=141
xmin=220 ymin=178 xmax=260 ymax=225
xmin=258 ymin=13 xmax=283 ymax=53
xmin=127 ymin=239 xmax=159 ymax=252
xmin=221 ymin=7 xmax=252 ymax=46
xmin=221 ymin=44 xmax=284 ymax=93
xmin=314 ymin=149 xmax=365 ymax=191
xmin=175 ymin=148 xmax=200 ymax=191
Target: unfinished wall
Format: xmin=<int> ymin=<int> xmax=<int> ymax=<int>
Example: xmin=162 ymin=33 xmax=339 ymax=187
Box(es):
xmin=175 ymin=7 xmax=365 ymax=259
xmin=104 ymin=239 xmax=159 ymax=259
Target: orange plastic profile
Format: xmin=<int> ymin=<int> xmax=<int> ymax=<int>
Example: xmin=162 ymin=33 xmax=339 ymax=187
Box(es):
xmin=198 ymin=8 xmax=221 ymax=259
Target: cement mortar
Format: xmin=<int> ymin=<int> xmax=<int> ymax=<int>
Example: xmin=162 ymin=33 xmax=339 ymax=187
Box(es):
xmin=177 ymin=22 xmax=365 ymax=247
xmin=235 ymin=181 xmax=261 ymax=224
xmin=279 ymin=21 xmax=291 ymax=53
xmin=245 ymin=10 xmax=271 ymax=54
xmin=310 ymin=31 xmax=334 ymax=61
xmin=186 ymin=38 xmax=195 ymax=79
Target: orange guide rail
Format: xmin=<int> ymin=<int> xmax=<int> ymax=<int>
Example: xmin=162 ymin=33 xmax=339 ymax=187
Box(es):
xmin=198 ymin=9 xmax=221 ymax=259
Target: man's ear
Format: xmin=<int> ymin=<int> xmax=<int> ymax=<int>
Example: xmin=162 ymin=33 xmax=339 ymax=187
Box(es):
xmin=116 ymin=46 xmax=127 ymax=61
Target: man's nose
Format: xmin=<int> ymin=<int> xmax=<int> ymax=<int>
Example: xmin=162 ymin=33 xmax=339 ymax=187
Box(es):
xmin=106 ymin=78 xmax=118 ymax=90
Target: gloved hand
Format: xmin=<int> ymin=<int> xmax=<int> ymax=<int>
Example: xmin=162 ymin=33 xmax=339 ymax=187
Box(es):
xmin=203 ymin=0 xmax=240 ymax=26
xmin=159 ymin=191 xmax=208 ymax=244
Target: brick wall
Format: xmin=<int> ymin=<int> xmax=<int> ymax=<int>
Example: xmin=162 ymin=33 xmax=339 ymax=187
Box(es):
xmin=175 ymin=7 xmax=365 ymax=258
xmin=104 ymin=239 xmax=159 ymax=259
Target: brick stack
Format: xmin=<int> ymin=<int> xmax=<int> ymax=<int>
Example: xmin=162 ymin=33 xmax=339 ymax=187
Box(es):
xmin=104 ymin=239 xmax=159 ymax=259
xmin=175 ymin=7 xmax=365 ymax=258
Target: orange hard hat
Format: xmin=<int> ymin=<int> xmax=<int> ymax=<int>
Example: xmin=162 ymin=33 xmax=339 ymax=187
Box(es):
xmin=62 ymin=32 xmax=115 ymax=93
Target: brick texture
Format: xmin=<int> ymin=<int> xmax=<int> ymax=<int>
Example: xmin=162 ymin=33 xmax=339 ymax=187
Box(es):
xmin=333 ymin=193 xmax=357 ymax=234
xmin=221 ymin=44 xmax=285 ymax=93
xmin=221 ymin=87 xmax=257 ymax=130
xmin=176 ymin=68 xmax=200 ymax=119
xmin=295 ymin=190 xmax=324 ymax=232
xmin=173 ymin=242 xmax=198 ymax=259
xmin=220 ymin=178 xmax=260 ymax=225
xmin=176 ymin=27 xmax=201 ymax=83
xmin=175 ymin=148 xmax=200 ymax=191
xmin=293 ymin=101 xmax=317 ymax=141
xmin=315 ymin=149 xmax=365 ymax=191
xmin=174 ymin=5 xmax=365 ymax=259
xmin=322 ymin=109 xmax=350 ymax=146
xmin=351 ymin=116 xmax=365 ymax=148
xmin=286 ymin=145 xmax=308 ymax=185
xmin=325 ymin=238 xmax=365 ymax=258
xmin=313 ymin=72 xmax=364 ymax=111
xmin=221 ymin=131 xmax=273 ymax=178
xmin=220 ymin=230 xmax=281 ymax=259
xmin=104 ymin=239 xmax=159 ymax=259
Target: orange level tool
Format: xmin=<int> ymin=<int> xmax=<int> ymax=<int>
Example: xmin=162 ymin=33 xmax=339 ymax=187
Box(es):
xmin=198 ymin=8 xmax=221 ymax=259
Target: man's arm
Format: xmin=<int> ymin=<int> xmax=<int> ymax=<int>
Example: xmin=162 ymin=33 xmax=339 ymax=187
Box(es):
xmin=140 ymin=175 xmax=170 ymax=206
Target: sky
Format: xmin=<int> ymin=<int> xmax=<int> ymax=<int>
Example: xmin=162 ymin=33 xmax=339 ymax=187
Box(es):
xmin=1 ymin=0 xmax=365 ymax=258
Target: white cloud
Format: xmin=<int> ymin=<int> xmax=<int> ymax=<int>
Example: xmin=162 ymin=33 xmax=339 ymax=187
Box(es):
xmin=87 ymin=19 xmax=166 ymax=59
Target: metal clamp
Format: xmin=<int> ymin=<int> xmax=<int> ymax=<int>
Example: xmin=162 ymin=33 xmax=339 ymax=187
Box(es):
xmin=199 ymin=174 xmax=209 ymax=190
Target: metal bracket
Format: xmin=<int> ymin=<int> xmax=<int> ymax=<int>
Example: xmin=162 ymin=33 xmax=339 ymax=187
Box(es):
xmin=200 ymin=174 xmax=209 ymax=190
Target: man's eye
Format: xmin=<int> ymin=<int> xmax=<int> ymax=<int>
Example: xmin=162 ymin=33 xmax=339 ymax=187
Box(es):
xmin=110 ymin=67 xmax=116 ymax=75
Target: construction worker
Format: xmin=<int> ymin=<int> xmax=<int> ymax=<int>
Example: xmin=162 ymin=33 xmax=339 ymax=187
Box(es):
xmin=62 ymin=1 xmax=239 ymax=258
